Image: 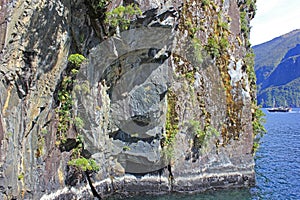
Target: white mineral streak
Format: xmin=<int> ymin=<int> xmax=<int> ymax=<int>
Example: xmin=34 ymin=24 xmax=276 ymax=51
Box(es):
xmin=228 ymin=57 xmax=251 ymax=100
xmin=228 ymin=57 xmax=243 ymax=86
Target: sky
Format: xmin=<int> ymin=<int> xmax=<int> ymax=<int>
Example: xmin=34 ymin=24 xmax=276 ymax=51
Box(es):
xmin=250 ymin=0 xmax=300 ymax=45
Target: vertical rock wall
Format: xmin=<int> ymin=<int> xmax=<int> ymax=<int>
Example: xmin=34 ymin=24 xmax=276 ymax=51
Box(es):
xmin=0 ymin=0 xmax=71 ymax=199
xmin=0 ymin=0 xmax=9 ymax=52
xmin=0 ymin=0 xmax=257 ymax=199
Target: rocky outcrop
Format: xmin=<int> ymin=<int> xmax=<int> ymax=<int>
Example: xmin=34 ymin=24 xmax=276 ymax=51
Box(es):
xmin=0 ymin=0 xmax=256 ymax=199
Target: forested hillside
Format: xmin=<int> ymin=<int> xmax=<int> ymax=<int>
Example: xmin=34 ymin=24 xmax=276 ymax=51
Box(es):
xmin=253 ymin=29 xmax=300 ymax=107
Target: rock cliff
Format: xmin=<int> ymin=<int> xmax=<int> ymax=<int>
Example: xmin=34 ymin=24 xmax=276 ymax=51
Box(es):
xmin=0 ymin=0 xmax=257 ymax=199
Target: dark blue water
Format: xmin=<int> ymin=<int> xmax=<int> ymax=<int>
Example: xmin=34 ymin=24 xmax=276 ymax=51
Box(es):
xmin=252 ymin=108 xmax=300 ymax=200
xmin=118 ymin=109 xmax=300 ymax=200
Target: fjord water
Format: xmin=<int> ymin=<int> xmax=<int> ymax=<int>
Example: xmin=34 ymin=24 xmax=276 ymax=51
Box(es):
xmin=119 ymin=108 xmax=300 ymax=200
xmin=252 ymin=108 xmax=300 ymax=199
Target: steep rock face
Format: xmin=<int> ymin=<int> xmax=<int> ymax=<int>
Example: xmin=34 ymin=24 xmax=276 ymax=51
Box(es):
xmin=0 ymin=0 xmax=256 ymax=199
xmin=0 ymin=0 xmax=71 ymax=199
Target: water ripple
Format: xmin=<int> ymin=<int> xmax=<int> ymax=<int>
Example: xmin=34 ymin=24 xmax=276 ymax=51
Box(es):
xmin=253 ymin=109 xmax=300 ymax=200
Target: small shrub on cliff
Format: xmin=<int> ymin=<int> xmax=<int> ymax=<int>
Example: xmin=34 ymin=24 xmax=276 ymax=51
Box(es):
xmin=240 ymin=11 xmax=249 ymax=35
xmin=97 ymin=0 xmax=107 ymax=9
xmin=68 ymin=54 xmax=86 ymax=67
xmin=252 ymin=105 xmax=266 ymax=153
xmin=246 ymin=0 xmax=257 ymax=13
xmin=122 ymin=146 xmax=131 ymax=151
xmin=243 ymin=50 xmax=266 ymax=153
xmin=105 ymin=4 xmax=142 ymax=30
xmin=206 ymin=36 xmax=220 ymax=58
xmin=219 ymin=37 xmax=229 ymax=50
xmin=190 ymin=120 xmax=219 ymax=148
xmin=162 ymin=91 xmax=179 ymax=162
xmin=57 ymin=76 xmax=73 ymax=141
xmin=57 ymin=54 xmax=86 ymax=143
xmin=87 ymin=0 xmax=108 ymax=14
xmin=164 ymin=91 xmax=179 ymax=146
xmin=68 ymin=157 xmax=99 ymax=172
xmin=18 ymin=173 xmax=25 ymax=180
xmin=244 ymin=51 xmax=256 ymax=97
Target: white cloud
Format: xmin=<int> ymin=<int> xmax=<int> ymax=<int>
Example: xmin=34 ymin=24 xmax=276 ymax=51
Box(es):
xmin=250 ymin=0 xmax=300 ymax=45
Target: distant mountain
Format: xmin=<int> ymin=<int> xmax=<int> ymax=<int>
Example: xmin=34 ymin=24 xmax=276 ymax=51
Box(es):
xmin=253 ymin=29 xmax=300 ymax=107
